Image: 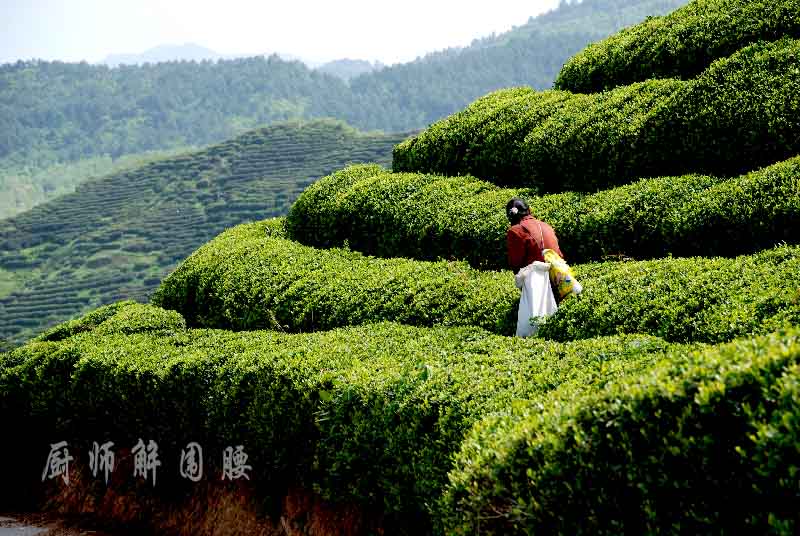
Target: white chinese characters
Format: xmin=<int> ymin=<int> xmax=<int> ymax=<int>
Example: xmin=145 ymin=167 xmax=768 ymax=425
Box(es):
xmin=132 ymin=438 xmax=161 ymax=487
xmin=89 ymin=440 xmax=115 ymax=484
xmin=42 ymin=441 xmax=74 ymax=485
xmin=43 ymin=441 xmax=251 ymax=485
xmin=179 ymin=442 xmax=204 ymax=482
xmin=221 ymin=445 xmax=252 ymax=481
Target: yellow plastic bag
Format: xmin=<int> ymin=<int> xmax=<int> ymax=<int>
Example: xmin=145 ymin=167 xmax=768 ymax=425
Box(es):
xmin=542 ymin=248 xmax=583 ymax=300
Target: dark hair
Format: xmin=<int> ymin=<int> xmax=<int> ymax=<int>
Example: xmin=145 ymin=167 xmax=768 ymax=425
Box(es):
xmin=506 ymin=197 xmax=530 ymax=224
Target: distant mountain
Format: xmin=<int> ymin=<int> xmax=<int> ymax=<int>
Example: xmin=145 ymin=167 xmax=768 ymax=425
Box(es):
xmin=101 ymin=43 xmax=301 ymax=66
xmin=103 ymin=43 xmax=223 ymax=66
xmin=317 ymin=59 xmax=384 ymax=81
xmin=0 ymin=120 xmax=410 ymax=345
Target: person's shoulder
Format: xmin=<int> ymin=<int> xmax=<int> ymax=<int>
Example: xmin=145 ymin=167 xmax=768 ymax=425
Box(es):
xmin=537 ymin=219 xmax=556 ymax=231
xmin=507 ymin=223 xmax=524 ymax=237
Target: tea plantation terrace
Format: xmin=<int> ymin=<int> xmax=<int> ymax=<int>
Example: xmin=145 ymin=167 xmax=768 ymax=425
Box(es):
xmin=152 ymin=218 xmax=800 ymax=344
xmin=394 ymin=38 xmax=800 ymax=191
xmin=286 ymin=159 xmax=800 ymax=268
xmin=3 ymin=0 xmax=800 ymax=532
xmin=0 ymin=120 xmax=409 ymax=345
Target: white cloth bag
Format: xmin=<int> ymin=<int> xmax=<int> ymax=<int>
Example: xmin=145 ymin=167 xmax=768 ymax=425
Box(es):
xmin=514 ymin=261 xmax=558 ymax=337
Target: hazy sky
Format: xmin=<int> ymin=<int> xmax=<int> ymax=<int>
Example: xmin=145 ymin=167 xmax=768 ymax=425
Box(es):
xmin=0 ymin=0 xmax=561 ymax=66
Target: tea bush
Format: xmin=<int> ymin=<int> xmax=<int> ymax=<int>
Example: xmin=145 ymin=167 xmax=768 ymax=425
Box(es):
xmin=391 ymin=88 xmax=575 ymax=185
xmin=6 ymin=320 xmax=798 ymax=532
xmin=0 ymin=320 xmax=677 ymax=533
xmin=288 ymin=157 xmax=800 ymax=267
xmin=546 ymin=245 xmax=800 ymax=344
xmin=152 ymin=219 xmax=519 ymax=335
xmin=393 ymin=39 xmax=800 ymax=192
xmin=441 ymin=327 xmax=800 ymax=534
xmin=153 ymin=218 xmax=800 ymax=345
xmin=556 ymin=0 xmax=800 ymax=93
xmin=33 ymin=300 xmax=139 ymax=342
xmin=92 ymin=302 xmax=186 ymax=336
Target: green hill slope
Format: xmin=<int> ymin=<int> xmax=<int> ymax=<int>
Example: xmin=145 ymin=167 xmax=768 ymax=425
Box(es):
xmin=0 ymin=120 xmax=407 ymax=345
xmin=0 ymin=146 xmax=196 ymax=220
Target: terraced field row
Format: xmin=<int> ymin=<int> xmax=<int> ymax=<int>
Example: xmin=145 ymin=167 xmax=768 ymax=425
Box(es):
xmin=555 ymin=0 xmax=800 ymax=92
xmin=0 ymin=121 xmax=408 ymax=344
xmin=154 ymin=219 xmax=800 ymax=345
xmin=287 ymin=157 xmax=800 ymax=268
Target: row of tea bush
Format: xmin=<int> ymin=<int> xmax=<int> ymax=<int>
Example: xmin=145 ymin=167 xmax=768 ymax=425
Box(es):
xmin=555 ymin=0 xmax=800 ymax=92
xmin=288 ymin=156 xmax=800 ymax=268
xmin=393 ymin=39 xmax=800 ymax=192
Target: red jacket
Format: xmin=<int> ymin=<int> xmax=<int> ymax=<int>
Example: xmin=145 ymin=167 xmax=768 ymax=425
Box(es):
xmin=507 ymin=216 xmax=564 ymax=274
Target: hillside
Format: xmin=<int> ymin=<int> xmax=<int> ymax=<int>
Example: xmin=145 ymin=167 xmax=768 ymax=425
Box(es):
xmin=4 ymin=0 xmax=800 ymax=533
xmin=0 ymin=146 xmax=196 ymax=219
xmin=393 ymin=38 xmax=800 ymax=189
xmin=286 ymin=159 xmax=800 ymax=268
xmin=0 ymin=0 xmax=685 ymax=208
xmin=556 ymin=0 xmax=800 ymax=92
xmin=0 ymin=120 xmax=408 ymax=345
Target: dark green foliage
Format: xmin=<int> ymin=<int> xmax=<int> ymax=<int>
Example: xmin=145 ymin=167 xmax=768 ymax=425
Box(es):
xmin=393 ymin=39 xmax=800 ymax=191
xmin=544 ymin=245 xmax=800 ymax=343
xmin=556 ymin=0 xmax=800 ymax=93
xmin=151 ymin=219 xmax=518 ymax=335
xmin=306 ymin=330 xmax=675 ymax=532
xmin=287 ymin=157 xmax=800 ymax=268
xmin=0 ymin=320 xmax=676 ymax=532
xmin=0 ymin=121 xmax=405 ymax=345
xmin=440 ymin=328 xmax=800 ymax=534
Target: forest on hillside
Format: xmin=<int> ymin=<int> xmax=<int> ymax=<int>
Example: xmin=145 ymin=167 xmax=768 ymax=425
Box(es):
xmin=0 ymin=0 xmax=685 ymax=172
